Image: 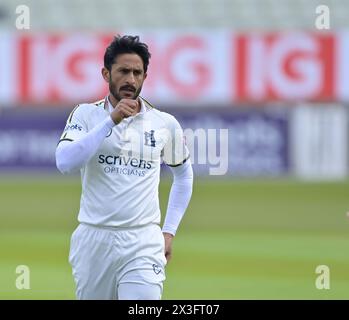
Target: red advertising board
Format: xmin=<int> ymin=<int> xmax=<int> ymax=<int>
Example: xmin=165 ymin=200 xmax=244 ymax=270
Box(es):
xmin=0 ymin=31 xmax=348 ymax=107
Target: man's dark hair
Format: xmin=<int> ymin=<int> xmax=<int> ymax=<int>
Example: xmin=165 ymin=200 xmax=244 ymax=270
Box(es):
xmin=104 ymin=35 xmax=151 ymax=73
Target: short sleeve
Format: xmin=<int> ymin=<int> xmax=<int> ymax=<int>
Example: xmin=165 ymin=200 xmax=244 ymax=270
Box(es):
xmin=58 ymin=105 xmax=87 ymax=143
xmin=162 ymin=116 xmax=190 ymax=166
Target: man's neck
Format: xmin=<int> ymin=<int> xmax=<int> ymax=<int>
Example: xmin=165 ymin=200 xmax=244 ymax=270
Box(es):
xmin=108 ymin=94 xmax=119 ymax=109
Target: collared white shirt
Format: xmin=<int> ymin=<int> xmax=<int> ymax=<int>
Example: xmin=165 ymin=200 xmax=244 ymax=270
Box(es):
xmin=59 ymin=96 xmax=189 ymax=227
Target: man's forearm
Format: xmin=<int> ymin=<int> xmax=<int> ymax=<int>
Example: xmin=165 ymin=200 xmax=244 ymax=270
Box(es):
xmin=162 ymin=160 xmax=193 ymax=235
xmin=56 ymin=117 xmax=115 ymax=174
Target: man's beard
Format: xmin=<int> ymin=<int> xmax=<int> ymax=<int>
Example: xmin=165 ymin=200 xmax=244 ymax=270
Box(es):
xmin=109 ymin=77 xmax=142 ymax=102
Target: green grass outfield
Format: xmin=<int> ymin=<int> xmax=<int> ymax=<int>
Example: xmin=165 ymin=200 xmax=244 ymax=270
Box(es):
xmin=0 ymin=175 xmax=349 ymax=299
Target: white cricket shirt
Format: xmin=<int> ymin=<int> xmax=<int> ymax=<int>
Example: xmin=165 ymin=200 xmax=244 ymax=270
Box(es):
xmin=59 ymin=97 xmax=189 ymax=227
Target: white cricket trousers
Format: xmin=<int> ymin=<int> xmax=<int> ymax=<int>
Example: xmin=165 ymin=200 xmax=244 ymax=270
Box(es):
xmin=69 ymin=223 xmax=167 ymax=300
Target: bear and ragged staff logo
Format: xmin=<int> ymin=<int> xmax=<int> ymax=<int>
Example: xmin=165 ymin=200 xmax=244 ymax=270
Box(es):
xmin=144 ymin=130 xmax=156 ymax=147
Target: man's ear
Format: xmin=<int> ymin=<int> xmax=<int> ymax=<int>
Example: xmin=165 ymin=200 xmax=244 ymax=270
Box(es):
xmin=144 ymin=72 xmax=147 ymax=80
xmin=101 ymin=67 xmax=110 ymax=83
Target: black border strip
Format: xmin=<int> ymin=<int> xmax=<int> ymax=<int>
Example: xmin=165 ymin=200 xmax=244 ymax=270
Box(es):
xmin=57 ymin=138 xmax=74 ymax=145
xmin=167 ymin=156 xmax=190 ymax=167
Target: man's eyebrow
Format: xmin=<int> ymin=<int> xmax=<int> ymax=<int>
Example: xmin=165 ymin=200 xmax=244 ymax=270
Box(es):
xmin=118 ymin=66 xmax=142 ymax=71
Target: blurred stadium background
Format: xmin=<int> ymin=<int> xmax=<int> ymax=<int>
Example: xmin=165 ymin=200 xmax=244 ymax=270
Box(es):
xmin=1 ymin=0 xmax=349 ymax=299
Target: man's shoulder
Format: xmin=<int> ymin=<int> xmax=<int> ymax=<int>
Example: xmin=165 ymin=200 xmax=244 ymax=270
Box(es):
xmin=78 ymin=99 xmax=105 ymax=111
xmin=142 ymin=99 xmax=178 ymax=126
xmin=156 ymin=110 xmax=177 ymax=122
xmin=150 ymin=109 xmax=181 ymax=130
xmin=154 ymin=109 xmax=182 ymax=129
xmin=68 ymin=99 xmax=105 ymax=118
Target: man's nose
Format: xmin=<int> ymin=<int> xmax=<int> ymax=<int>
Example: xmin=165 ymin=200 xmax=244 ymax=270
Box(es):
xmin=125 ymin=72 xmax=136 ymax=85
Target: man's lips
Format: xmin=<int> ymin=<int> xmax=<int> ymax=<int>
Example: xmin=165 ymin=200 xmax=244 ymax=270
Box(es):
xmin=120 ymin=86 xmax=136 ymax=93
